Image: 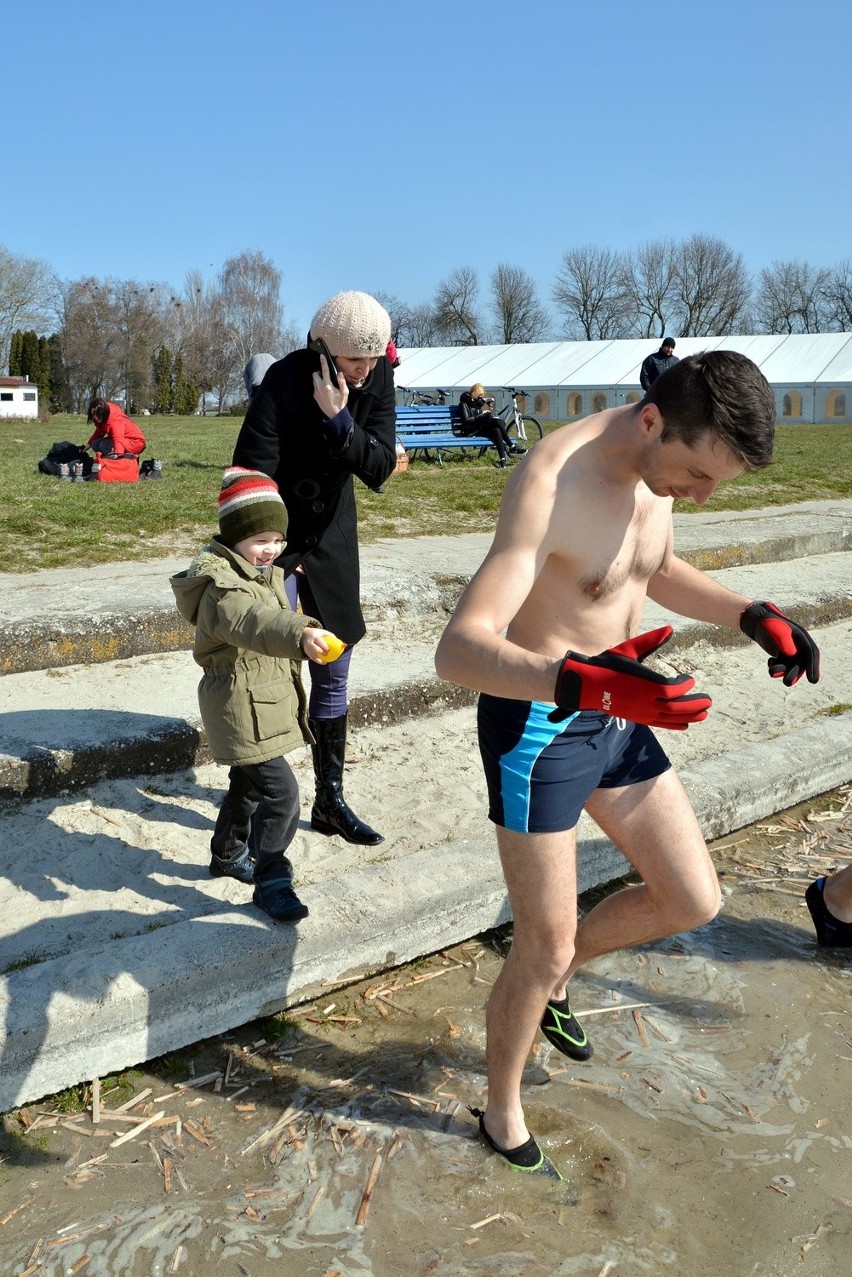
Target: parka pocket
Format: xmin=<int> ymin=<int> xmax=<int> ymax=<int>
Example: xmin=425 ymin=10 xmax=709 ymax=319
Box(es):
xmin=249 ymin=678 xmax=296 ymax=742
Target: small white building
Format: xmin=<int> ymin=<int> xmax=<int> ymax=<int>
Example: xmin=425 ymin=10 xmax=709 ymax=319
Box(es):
xmin=0 ymin=376 xmax=39 ymax=419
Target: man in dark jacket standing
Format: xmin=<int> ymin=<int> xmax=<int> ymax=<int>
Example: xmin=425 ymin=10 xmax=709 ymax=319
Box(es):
xmin=232 ymin=291 xmax=396 ymax=846
xmin=639 ymin=338 xmax=679 ymax=392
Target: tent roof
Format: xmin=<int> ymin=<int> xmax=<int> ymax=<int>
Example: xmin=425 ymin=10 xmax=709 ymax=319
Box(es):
xmin=396 ymin=333 xmax=852 ymax=391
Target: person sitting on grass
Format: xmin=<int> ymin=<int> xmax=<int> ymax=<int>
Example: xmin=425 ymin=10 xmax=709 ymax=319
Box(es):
xmin=85 ymin=397 xmax=147 ymax=459
xmin=170 ymin=467 xmax=345 ymax=923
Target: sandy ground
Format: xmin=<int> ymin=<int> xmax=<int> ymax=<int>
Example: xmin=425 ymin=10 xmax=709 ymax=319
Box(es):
xmin=0 ymin=790 xmax=850 ymax=1277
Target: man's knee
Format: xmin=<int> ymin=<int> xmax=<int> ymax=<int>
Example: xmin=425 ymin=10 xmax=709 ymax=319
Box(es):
xmin=675 ymin=871 xmax=722 ymax=931
xmin=510 ymin=924 xmax=576 ymax=985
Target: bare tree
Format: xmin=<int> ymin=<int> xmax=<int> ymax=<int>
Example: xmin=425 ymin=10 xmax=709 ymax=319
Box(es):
xmin=433 ymin=266 xmax=484 ymax=344
xmin=398 ymin=301 xmax=441 ymax=347
xmin=113 ymin=280 xmax=162 ymax=412
xmin=0 ymin=245 xmax=56 ymax=373
xmin=552 ymin=245 xmax=628 ymax=340
xmin=620 ymin=239 xmax=678 ymax=337
xmin=825 ymin=259 xmax=852 ymax=331
xmin=59 ymin=277 xmax=123 ymax=409
xmin=373 ymin=291 xmax=412 ymax=345
xmin=491 ymin=263 xmax=549 ymax=343
xmin=753 ymin=259 xmax=832 ymax=334
xmin=671 ymin=234 xmax=752 ymax=336
xmin=218 ymin=250 xmax=285 ymax=373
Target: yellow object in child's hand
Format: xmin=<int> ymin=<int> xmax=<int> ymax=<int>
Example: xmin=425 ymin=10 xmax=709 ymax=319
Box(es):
xmin=318 ymin=634 xmax=347 ymax=664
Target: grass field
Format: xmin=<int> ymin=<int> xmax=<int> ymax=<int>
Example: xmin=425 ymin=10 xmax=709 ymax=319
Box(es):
xmin=2 ymin=414 xmax=850 ymax=572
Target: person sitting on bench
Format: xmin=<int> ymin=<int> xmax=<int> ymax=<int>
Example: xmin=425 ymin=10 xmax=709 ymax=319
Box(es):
xmin=85 ymin=398 xmax=147 ymax=459
xmin=458 ymin=383 xmax=523 ymax=468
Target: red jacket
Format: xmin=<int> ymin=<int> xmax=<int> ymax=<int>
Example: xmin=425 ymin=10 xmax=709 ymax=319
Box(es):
xmin=87 ymin=403 xmax=146 ymax=456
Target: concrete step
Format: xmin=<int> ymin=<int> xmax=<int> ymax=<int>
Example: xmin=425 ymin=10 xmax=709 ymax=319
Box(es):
xmin=2 ymin=631 xmax=851 ymax=1111
xmin=2 ymin=500 xmax=850 ymax=676
xmin=1 ymin=551 xmax=850 ymax=801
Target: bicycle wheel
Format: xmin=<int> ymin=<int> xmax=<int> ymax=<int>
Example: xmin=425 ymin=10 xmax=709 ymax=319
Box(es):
xmin=508 ymin=415 xmax=543 ymax=443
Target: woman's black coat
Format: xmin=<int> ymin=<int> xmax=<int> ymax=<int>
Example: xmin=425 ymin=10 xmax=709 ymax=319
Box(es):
xmin=232 ymin=348 xmax=397 ymax=644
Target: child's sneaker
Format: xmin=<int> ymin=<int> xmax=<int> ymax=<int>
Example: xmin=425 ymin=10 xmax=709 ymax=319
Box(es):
xmin=253 ymin=881 xmax=309 ymax=923
xmin=209 ymin=846 xmax=254 ymax=884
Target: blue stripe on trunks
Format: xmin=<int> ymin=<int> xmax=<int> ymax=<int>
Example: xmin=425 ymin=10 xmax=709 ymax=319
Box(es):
xmin=500 ymin=703 xmax=579 ymax=832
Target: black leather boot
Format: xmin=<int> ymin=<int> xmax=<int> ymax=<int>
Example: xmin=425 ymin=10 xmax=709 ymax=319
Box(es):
xmin=309 ymin=715 xmax=384 ymax=846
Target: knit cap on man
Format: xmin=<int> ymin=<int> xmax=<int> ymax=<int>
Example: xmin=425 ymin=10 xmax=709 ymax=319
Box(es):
xmin=309 ymin=291 xmax=391 ymax=359
xmin=218 ymin=467 xmax=288 ymax=547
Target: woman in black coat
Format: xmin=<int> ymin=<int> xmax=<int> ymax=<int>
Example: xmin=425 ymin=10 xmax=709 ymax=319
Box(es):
xmin=232 ymin=291 xmax=396 ymax=846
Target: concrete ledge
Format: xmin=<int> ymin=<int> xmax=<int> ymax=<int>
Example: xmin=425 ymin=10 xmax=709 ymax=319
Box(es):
xmin=1 ymin=502 xmax=849 ymax=676
xmin=3 ymin=711 xmax=851 ymax=1112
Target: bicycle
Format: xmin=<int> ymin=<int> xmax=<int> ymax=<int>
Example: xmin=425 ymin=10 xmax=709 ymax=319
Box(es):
xmin=494 ymin=387 xmax=543 ymax=444
xmin=400 ymin=387 xmax=450 ymax=406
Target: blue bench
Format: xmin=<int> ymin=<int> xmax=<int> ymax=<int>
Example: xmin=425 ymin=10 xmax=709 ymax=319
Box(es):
xmin=395 ymin=404 xmax=495 ymax=465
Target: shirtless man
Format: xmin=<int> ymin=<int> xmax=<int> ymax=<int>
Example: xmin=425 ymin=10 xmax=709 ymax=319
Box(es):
xmin=434 ymin=351 xmax=821 ymax=1179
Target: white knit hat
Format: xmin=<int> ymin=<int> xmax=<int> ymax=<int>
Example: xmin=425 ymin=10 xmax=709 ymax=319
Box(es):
xmin=309 ymin=291 xmax=391 ymax=358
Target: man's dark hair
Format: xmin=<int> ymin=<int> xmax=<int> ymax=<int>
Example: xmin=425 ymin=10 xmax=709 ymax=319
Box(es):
xmin=86 ymin=396 xmax=109 ymax=425
xmin=642 ymin=350 xmax=775 ymax=470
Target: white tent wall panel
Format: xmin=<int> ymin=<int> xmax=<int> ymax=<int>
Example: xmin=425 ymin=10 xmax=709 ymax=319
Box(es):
xmin=395 ymin=333 xmax=852 ymax=423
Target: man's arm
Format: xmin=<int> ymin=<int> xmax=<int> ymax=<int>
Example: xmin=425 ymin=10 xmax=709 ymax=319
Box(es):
xmin=435 ymin=465 xmax=561 ymax=701
xmin=647 ymin=553 xmax=749 ymax=629
xmin=639 ymin=356 xmax=653 ymax=392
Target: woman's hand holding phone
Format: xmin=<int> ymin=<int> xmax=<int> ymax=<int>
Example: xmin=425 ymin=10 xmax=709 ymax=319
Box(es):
xmin=312 ymin=354 xmax=349 ymax=418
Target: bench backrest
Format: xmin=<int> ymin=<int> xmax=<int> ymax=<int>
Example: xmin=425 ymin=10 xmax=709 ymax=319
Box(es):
xmin=395 ymin=404 xmax=462 ymax=431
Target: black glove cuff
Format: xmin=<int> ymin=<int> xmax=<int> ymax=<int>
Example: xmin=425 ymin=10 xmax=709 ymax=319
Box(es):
xmin=554 ymin=655 xmax=582 ymax=713
xmin=739 ymin=600 xmax=768 ymax=640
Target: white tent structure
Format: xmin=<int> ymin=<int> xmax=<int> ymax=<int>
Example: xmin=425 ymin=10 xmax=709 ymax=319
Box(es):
xmin=395 ymin=333 xmax=852 ymax=424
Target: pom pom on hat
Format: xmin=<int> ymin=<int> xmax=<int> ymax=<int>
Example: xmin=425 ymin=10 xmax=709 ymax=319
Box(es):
xmin=218 ymin=467 xmax=287 ymax=547
xmin=309 ymin=291 xmax=391 ymax=359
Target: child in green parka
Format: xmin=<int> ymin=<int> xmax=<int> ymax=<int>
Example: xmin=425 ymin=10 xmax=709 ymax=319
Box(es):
xmin=170 ymin=467 xmax=343 ymax=922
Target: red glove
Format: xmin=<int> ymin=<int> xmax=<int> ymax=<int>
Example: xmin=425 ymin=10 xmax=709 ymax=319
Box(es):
xmin=550 ymin=626 xmax=712 ymax=730
xmin=740 ymin=601 xmax=820 ymax=686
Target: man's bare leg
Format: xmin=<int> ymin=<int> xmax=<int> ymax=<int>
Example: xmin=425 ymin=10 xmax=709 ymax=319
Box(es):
xmin=551 ymin=768 xmax=721 ymax=998
xmin=483 ymin=825 xmax=578 ymax=1151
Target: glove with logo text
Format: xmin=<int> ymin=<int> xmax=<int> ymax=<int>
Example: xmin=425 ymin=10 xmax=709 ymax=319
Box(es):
xmin=739 ymin=601 xmax=820 ymax=686
xmin=549 ymin=626 xmax=712 ymax=730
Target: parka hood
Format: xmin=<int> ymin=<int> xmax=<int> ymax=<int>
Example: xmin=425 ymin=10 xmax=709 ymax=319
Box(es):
xmin=170 ymin=539 xmax=270 ymax=625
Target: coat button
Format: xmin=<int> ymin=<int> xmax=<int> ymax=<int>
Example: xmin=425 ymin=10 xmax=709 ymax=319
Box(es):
xmin=311 ymin=501 xmax=325 ymax=512
xmin=305 ymin=535 xmax=318 ymax=547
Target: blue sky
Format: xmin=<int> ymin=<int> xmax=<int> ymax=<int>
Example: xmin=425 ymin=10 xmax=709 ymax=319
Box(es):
xmin=4 ymin=0 xmax=850 ymax=335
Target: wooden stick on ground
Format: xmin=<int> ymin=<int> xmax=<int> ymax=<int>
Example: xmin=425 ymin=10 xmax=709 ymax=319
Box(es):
xmin=355 ymin=1153 xmax=383 ymax=1227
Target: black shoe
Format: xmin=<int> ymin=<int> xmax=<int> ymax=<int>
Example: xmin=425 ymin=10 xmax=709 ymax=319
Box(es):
xmin=508 ymin=444 xmax=526 ymax=455
xmin=209 ymin=846 xmax=255 ymax=884
xmin=468 ymin=1107 xmax=563 ymax=1180
xmin=311 ymin=793 xmax=384 ymax=846
xmin=498 ymin=456 xmax=510 ymax=468
xmin=309 ymin=715 xmax=384 ymax=846
xmin=540 ymin=997 xmax=593 ymax=1060
xmin=253 ymin=882 xmax=309 ymax=923
xmin=805 ymin=877 xmax=852 ymax=947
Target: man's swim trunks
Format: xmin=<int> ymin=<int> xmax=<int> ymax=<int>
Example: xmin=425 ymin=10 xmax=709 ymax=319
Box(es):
xmin=477 ymin=696 xmax=671 ymax=834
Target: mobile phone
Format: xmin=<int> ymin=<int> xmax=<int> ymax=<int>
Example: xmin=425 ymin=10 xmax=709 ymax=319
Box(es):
xmin=309 ymin=336 xmax=339 ymax=384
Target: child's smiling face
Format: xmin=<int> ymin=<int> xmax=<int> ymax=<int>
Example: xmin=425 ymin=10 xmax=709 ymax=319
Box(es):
xmin=231 ymin=530 xmax=285 ymax=567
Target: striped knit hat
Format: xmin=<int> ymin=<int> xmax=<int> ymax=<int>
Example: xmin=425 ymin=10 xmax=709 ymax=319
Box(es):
xmin=217 ymin=467 xmax=287 ymax=546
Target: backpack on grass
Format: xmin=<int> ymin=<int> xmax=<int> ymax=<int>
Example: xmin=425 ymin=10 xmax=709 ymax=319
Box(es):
xmin=38 ymin=442 xmax=90 ymax=477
